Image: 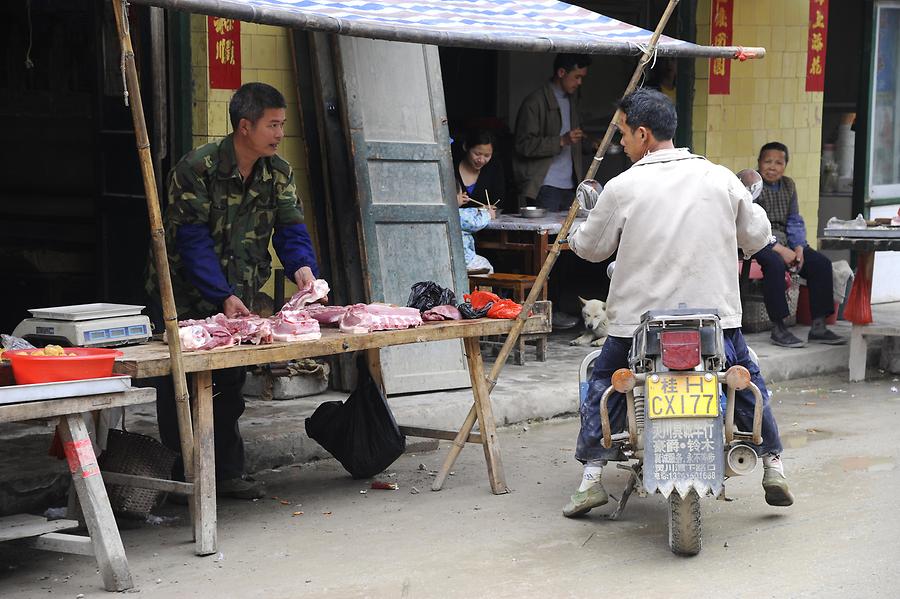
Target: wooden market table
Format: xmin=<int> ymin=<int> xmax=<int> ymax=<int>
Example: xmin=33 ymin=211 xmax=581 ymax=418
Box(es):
xmin=820 ymin=232 xmax=900 ymax=381
xmin=0 ymin=386 xmax=156 ymax=591
xmin=113 ymin=304 xmax=551 ymax=557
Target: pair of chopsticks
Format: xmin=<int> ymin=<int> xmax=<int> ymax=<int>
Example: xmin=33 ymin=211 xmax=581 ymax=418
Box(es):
xmin=465 ymin=190 xmax=498 ymax=210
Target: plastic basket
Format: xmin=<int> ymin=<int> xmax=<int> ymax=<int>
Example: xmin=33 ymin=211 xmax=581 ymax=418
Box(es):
xmin=99 ymin=428 xmax=177 ymax=520
xmin=741 ymin=274 xmax=799 ymax=333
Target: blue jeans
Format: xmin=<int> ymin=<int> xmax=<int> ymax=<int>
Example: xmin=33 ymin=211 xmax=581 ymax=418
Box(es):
xmin=576 ymin=328 xmax=784 ymax=462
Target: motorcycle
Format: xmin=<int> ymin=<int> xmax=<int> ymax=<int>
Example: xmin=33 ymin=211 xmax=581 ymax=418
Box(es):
xmin=578 ymin=308 xmax=765 ymax=555
xmin=573 ymin=177 xmax=766 ymax=556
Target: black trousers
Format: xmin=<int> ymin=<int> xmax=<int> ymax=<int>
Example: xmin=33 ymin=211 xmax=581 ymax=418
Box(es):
xmin=141 ymin=366 xmax=247 ymax=482
xmin=751 ymin=245 xmax=835 ymax=322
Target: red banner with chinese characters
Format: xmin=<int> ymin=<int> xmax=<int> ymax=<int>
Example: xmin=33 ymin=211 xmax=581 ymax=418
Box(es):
xmin=208 ymin=16 xmax=241 ymax=89
xmin=708 ymin=0 xmax=734 ymax=95
xmin=805 ymin=0 xmax=829 ymax=92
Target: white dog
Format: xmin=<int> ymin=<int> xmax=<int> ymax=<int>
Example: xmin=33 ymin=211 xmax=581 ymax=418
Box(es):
xmin=570 ymin=297 xmax=609 ymax=347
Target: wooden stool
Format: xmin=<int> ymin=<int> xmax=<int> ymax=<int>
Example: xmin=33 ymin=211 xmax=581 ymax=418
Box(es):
xmin=468 ymin=273 xmax=548 ymax=365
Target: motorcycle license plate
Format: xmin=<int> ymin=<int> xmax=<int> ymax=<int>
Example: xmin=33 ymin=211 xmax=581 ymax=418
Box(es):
xmin=647 ymin=373 xmax=718 ymax=419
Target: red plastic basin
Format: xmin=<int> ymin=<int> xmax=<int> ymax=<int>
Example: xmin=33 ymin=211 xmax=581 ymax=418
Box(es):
xmin=7 ymin=347 xmax=124 ymax=385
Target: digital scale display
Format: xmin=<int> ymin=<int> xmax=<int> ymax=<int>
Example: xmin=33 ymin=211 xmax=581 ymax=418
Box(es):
xmin=85 ymin=324 xmax=149 ymax=342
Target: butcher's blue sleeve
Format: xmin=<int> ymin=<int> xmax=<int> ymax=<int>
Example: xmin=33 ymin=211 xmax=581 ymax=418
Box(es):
xmin=273 ymin=223 xmax=319 ymax=279
xmin=175 ymin=223 xmax=234 ymax=303
xmin=785 ymin=189 xmax=808 ymax=248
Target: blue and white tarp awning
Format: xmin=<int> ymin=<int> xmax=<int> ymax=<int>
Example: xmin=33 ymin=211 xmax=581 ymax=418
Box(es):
xmin=129 ymin=0 xmax=764 ymax=59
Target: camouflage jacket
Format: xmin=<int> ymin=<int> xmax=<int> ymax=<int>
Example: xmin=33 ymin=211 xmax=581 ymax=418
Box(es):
xmin=147 ymin=134 xmax=308 ymax=319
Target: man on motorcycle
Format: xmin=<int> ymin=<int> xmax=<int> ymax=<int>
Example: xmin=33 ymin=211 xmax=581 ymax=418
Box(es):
xmin=564 ymin=88 xmax=794 ymax=517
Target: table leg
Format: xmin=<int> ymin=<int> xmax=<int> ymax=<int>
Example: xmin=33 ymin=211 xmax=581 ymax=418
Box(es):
xmin=191 ymin=370 xmax=217 ymax=556
xmin=849 ymin=325 xmax=868 ymax=382
xmin=432 ymin=338 xmax=509 ymax=494
xmin=59 ymin=414 xmax=133 ymax=591
xmin=469 ymin=337 xmax=507 ymax=493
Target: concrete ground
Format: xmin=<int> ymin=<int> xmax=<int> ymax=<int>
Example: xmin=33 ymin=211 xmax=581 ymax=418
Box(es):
xmin=1 ymin=371 xmax=898 ymax=598
xmin=1 ymin=305 xmax=897 ymax=516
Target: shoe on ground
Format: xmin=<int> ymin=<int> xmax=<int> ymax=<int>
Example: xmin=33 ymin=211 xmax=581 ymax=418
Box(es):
xmin=552 ymin=311 xmax=579 ymax=330
xmin=562 ymin=483 xmax=609 ymax=518
xmin=218 ymin=476 xmax=266 ymax=500
xmin=770 ymin=326 xmax=806 ymax=348
xmin=808 ymin=328 xmax=846 ymax=345
xmin=762 ymin=464 xmax=795 ymax=507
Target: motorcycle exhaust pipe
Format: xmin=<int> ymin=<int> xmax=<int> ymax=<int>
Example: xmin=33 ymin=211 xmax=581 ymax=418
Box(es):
xmin=725 ymin=445 xmax=758 ymax=477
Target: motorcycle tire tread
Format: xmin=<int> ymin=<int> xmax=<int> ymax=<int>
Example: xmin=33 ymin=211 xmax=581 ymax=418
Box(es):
xmin=668 ymin=489 xmax=702 ymax=556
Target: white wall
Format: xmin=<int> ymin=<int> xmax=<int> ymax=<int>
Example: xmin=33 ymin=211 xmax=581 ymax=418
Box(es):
xmin=870 ymin=203 xmax=900 ymax=304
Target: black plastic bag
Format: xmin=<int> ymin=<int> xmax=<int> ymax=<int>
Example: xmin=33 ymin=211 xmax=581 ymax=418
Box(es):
xmin=457 ymin=301 xmax=493 ymax=319
xmin=407 ymin=281 xmax=456 ymax=312
xmin=305 ymin=357 xmax=405 ymax=479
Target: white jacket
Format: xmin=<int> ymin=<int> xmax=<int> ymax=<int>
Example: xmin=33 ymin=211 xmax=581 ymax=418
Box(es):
xmin=570 ymin=148 xmax=771 ymax=337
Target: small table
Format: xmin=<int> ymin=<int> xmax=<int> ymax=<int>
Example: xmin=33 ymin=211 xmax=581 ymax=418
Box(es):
xmin=114 ymin=306 xmax=551 ymax=557
xmin=479 ymin=212 xmax=585 ymax=278
xmin=819 ymin=232 xmax=900 ymax=381
xmin=0 ymin=386 xmax=156 ymax=591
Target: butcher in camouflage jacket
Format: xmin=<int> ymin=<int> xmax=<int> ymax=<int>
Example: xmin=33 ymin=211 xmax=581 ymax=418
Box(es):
xmin=144 ymin=83 xmax=318 ymax=499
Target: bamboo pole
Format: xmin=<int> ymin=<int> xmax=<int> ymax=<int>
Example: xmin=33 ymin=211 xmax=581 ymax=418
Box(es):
xmin=111 ymin=1 xmax=195 ymax=480
xmin=486 ymin=0 xmax=683 ymax=391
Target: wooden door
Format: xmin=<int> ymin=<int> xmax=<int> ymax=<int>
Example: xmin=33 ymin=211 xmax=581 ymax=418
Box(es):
xmin=333 ymin=37 xmax=470 ymax=394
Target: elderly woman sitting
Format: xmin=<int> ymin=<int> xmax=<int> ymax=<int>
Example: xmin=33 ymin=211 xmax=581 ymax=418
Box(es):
xmin=751 ymin=142 xmax=845 ymax=348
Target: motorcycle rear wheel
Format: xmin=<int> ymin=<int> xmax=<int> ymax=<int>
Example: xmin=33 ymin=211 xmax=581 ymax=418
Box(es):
xmin=667 ymin=489 xmax=701 ymax=556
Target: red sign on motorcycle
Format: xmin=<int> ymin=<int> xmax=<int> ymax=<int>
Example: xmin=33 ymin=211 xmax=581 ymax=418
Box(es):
xmin=708 ymin=0 xmax=733 ymax=95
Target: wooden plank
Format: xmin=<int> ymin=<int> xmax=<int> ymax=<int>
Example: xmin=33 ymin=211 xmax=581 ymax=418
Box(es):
xmin=29 ymin=532 xmax=94 ymax=556
xmin=0 ymin=515 xmax=79 ymax=542
xmin=399 ymin=425 xmax=482 ymax=444
xmin=192 ymin=370 xmax=217 ymax=556
xmin=0 ymin=388 xmax=155 ymax=424
xmin=59 ymin=414 xmax=133 ymax=591
xmin=114 ymin=307 xmax=551 ymax=379
xmin=102 ymin=471 xmax=194 ymax=495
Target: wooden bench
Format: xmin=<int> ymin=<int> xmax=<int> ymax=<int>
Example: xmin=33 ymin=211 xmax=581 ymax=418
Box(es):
xmin=468 ymin=273 xmax=548 ymax=365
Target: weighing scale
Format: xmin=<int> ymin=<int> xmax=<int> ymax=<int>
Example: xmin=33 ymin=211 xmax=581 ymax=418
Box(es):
xmin=13 ymin=303 xmax=152 ymax=347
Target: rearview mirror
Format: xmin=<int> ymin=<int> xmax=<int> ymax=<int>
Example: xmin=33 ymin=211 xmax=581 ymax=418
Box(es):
xmin=576 ymin=179 xmax=603 ymax=211
xmin=736 ymin=169 xmax=763 ymax=201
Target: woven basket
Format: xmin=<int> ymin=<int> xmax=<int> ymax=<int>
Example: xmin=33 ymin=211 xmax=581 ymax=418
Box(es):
xmin=99 ymin=428 xmax=177 ymax=520
xmin=741 ymin=274 xmax=799 ymax=333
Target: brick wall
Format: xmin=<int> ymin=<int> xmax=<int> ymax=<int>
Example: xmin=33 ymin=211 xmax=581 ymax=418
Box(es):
xmin=694 ymin=0 xmax=823 ymax=242
xmin=189 ymin=17 xmax=317 ymax=299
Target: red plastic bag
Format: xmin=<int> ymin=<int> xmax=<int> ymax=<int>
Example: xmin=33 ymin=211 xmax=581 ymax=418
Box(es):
xmin=844 ymin=253 xmax=873 ymax=325
xmin=464 ymin=290 xmax=501 ymax=311
xmin=487 ymin=299 xmax=523 ymax=319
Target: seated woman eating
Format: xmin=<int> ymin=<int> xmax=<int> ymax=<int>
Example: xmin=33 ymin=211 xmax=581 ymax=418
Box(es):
xmin=457 ymin=180 xmax=495 ymax=274
xmin=752 ymin=141 xmax=845 ymax=348
xmin=454 ymin=129 xmax=505 ymax=210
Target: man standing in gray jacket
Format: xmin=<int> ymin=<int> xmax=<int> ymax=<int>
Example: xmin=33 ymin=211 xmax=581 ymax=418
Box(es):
xmin=513 ymin=54 xmax=592 ymax=329
xmin=513 ymin=53 xmax=592 ymax=212
xmin=563 ymin=89 xmax=794 ymax=518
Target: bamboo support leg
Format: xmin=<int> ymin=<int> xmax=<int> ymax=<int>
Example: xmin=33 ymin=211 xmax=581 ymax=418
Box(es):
xmin=59 ymin=414 xmax=133 ymax=591
xmin=432 ymin=405 xmax=477 ymax=492
xmin=191 ymin=371 xmax=217 ymax=556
